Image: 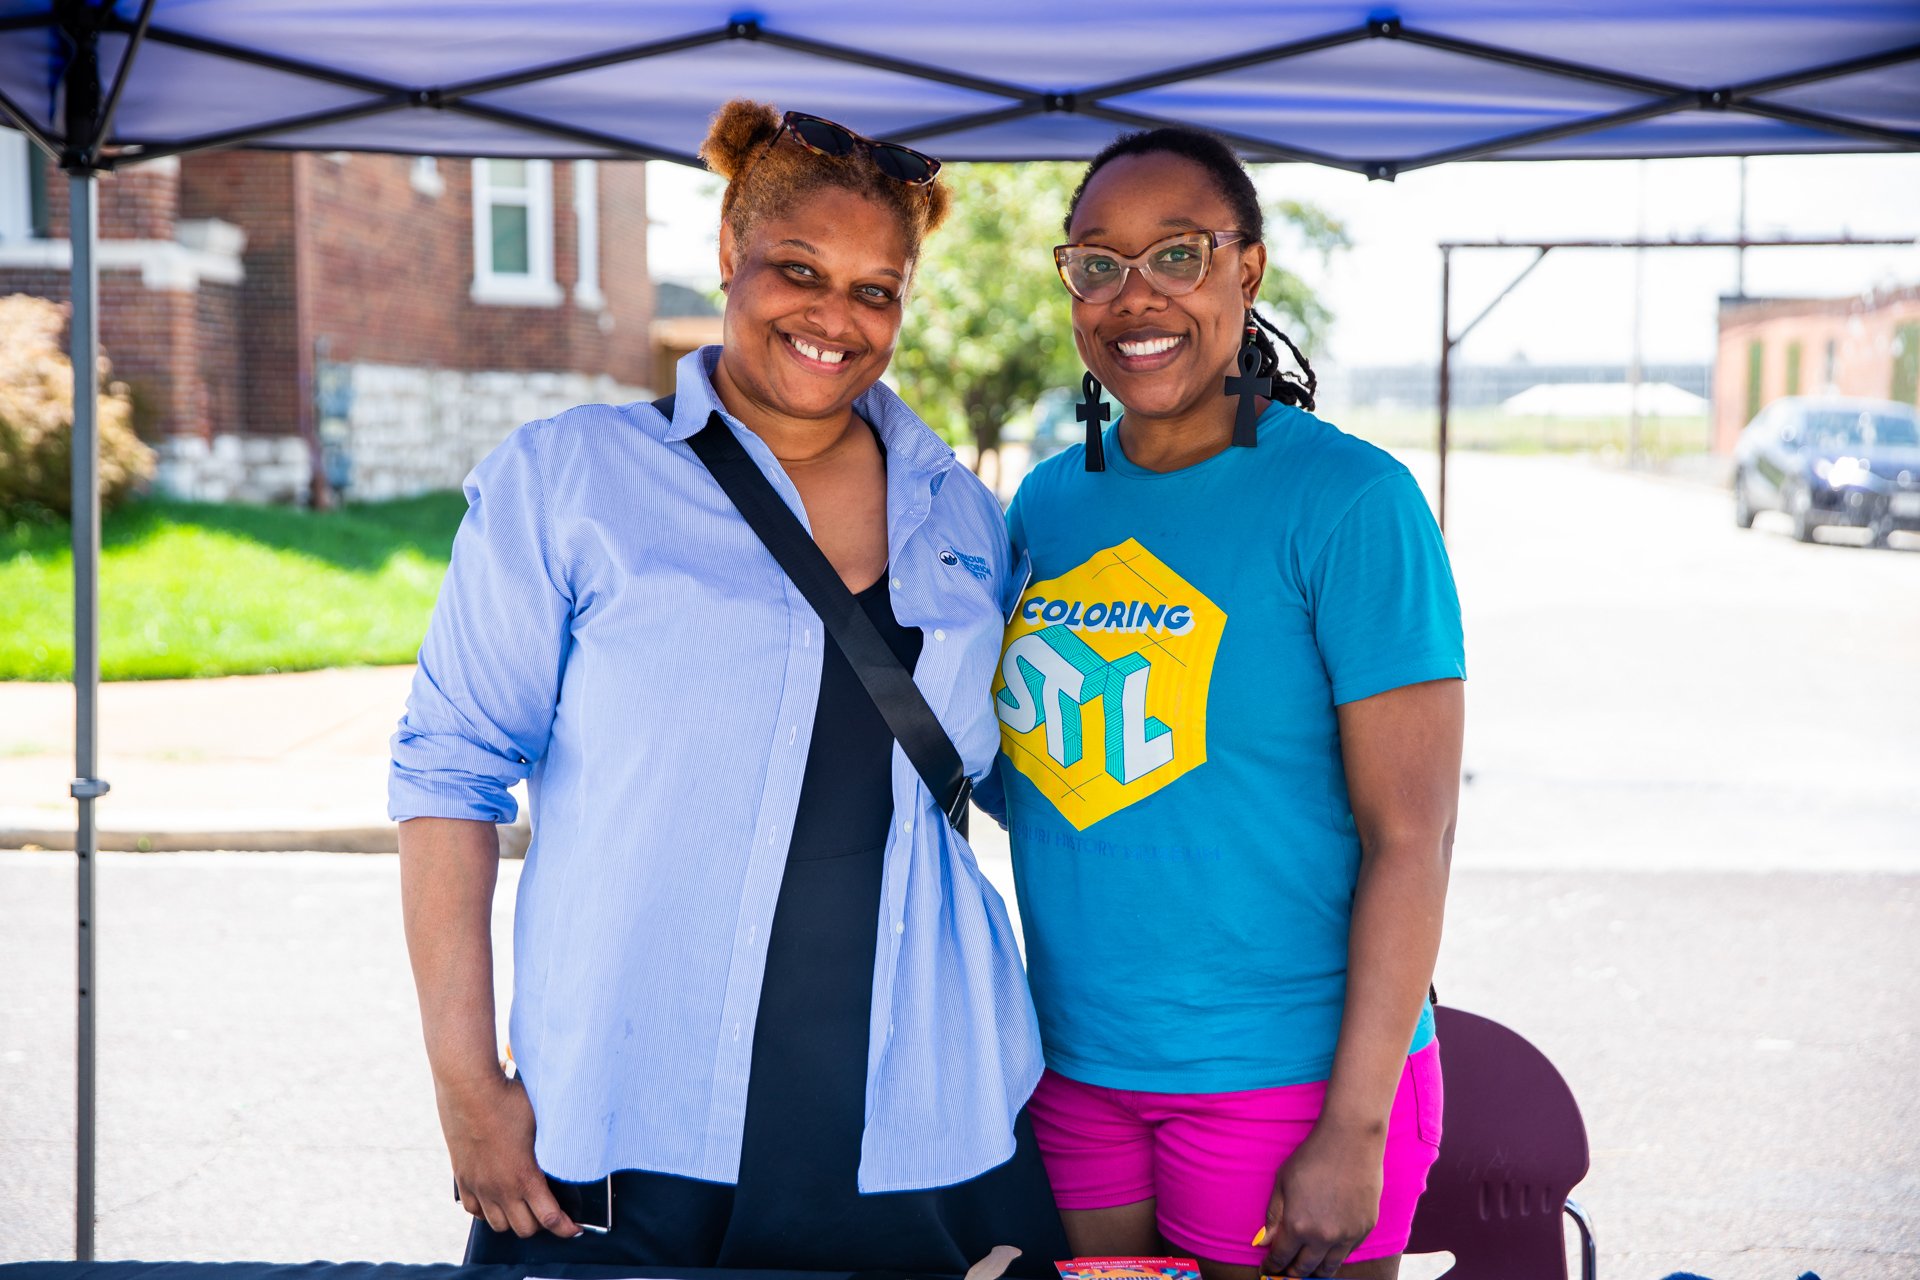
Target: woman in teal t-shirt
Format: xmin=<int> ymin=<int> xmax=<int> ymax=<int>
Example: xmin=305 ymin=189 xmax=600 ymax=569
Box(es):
xmin=993 ymin=128 xmax=1466 ymax=1280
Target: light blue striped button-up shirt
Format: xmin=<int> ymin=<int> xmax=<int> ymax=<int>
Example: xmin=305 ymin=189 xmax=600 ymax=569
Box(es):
xmin=390 ymin=347 xmax=1042 ymax=1192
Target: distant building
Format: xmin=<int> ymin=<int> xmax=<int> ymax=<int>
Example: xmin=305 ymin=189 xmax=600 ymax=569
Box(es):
xmin=1327 ymin=361 xmax=1712 ymax=412
xmin=0 ymin=137 xmax=655 ymax=503
xmin=1714 ymin=285 xmax=1920 ymax=453
xmin=1501 ymin=381 xmax=1709 ymax=419
xmin=651 ymin=280 xmax=723 ymax=393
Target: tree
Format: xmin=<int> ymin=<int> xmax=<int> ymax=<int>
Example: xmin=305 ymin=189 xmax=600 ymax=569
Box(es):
xmin=1257 ymin=196 xmax=1351 ymax=352
xmin=893 ymin=164 xmax=1082 ymax=474
xmin=894 ymin=164 xmax=1349 ymax=473
xmin=0 ymin=293 xmax=149 ymax=520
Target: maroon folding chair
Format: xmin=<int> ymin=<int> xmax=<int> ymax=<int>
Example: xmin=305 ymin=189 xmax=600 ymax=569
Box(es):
xmin=1405 ymin=1006 xmax=1597 ymax=1280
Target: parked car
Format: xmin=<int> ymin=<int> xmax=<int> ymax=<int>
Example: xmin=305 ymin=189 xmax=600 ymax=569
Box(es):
xmin=1732 ymin=397 xmax=1920 ymax=545
xmin=1024 ymin=385 xmax=1094 ymax=467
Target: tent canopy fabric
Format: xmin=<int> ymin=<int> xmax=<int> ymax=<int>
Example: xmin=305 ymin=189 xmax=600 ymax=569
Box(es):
xmin=1 ymin=1 xmax=1916 ymax=178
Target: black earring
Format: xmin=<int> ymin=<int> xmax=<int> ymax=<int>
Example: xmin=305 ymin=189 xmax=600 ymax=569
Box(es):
xmin=1078 ymin=371 xmax=1111 ymax=472
xmin=1223 ymin=311 xmax=1272 ymax=449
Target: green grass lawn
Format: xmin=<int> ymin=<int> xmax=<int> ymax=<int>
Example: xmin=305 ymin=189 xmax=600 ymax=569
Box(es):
xmin=0 ymin=492 xmax=467 ymax=681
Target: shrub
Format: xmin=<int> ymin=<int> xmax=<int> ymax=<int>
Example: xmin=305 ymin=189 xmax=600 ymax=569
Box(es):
xmin=0 ymin=293 xmax=152 ymax=520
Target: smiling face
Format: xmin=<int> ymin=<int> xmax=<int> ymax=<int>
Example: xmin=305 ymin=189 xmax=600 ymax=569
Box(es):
xmin=713 ymin=185 xmax=912 ymax=430
xmin=1065 ymin=151 xmax=1266 ymax=423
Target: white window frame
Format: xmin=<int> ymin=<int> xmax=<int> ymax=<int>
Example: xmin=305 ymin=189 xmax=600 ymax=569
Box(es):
xmin=471 ymin=157 xmax=561 ymax=306
xmin=572 ymin=159 xmax=603 ymax=310
xmin=0 ymin=130 xmax=37 ymax=244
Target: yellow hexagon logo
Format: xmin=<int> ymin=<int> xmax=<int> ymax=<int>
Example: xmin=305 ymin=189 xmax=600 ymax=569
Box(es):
xmin=995 ymin=538 xmax=1227 ymax=830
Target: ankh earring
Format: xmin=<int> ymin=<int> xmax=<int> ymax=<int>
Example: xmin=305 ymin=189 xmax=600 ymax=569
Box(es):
xmin=1078 ymin=370 xmax=1111 ymax=472
xmin=1222 ymin=311 xmax=1272 ymax=450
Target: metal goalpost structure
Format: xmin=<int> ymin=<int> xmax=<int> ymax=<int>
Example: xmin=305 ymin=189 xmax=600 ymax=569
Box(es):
xmin=1432 ymin=235 xmax=1917 ymax=530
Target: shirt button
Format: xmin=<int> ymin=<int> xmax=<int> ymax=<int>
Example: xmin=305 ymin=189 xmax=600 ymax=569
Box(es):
xmin=890 ymin=577 xmax=902 ymax=591
xmin=788 ymin=724 xmax=797 ymax=745
xmin=900 ymin=818 xmax=913 ymax=835
xmin=887 ymin=1022 xmax=895 ymax=1039
xmin=933 ymin=629 xmax=946 ymax=642
xmin=894 ymin=921 xmax=905 ymax=935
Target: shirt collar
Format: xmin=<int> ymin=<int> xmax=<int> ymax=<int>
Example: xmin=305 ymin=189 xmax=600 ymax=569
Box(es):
xmin=664 ymin=345 xmax=957 ymax=484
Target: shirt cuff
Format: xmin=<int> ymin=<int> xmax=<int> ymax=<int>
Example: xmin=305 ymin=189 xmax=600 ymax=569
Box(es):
xmin=388 ymin=764 xmax=520 ymax=824
xmin=1331 ymin=654 xmax=1467 ymax=707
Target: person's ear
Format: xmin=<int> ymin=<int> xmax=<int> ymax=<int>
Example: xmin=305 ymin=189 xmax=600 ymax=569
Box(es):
xmin=1240 ymin=240 xmax=1267 ymax=308
xmin=717 ymin=220 xmax=737 ymax=291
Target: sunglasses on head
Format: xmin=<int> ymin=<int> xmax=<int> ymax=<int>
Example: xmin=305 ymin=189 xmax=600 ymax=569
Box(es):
xmin=1053 ymin=229 xmax=1248 ymax=304
xmin=772 ymin=110 xmax=943 ymax=186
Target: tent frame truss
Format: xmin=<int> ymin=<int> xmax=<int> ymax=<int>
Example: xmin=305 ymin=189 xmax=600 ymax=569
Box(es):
xmin=0 ymin=7 xmax=1915 ymax=179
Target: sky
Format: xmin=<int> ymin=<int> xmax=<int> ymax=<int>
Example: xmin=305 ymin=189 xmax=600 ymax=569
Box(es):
xmin=647 ymin=152 xmax=1920 ymax=371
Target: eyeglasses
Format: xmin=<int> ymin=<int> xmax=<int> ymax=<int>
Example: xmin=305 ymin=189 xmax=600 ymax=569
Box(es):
xmin=1053 ymin=230 xmax=1247 ymax=304
xmin=771 ymin=110 xmax=943 ymax=186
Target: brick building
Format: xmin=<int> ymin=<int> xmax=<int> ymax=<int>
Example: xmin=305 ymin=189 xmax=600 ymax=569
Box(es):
xmin=0 ymin=136 xmax=653 ymax=503
xmin=1713 ymin=284 xmax=1920 ymax=454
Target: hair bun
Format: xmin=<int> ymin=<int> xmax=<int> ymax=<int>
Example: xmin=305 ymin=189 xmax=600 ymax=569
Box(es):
xmin=700 ymin=99 xmax=783 ymax=181
xmin=922 ymin=179 xmax=951 ymax=235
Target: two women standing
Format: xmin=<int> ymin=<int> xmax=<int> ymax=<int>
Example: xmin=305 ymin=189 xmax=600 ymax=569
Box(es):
xmin=393 ymin=101 xmax=1462 ymax=1280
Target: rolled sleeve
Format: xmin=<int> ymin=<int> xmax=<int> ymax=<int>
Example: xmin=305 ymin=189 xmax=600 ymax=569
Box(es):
xmin=389 ymin=423 xmax=572 ymax=823
xmin=1310 ymin=470 xmax=1467 ymax=706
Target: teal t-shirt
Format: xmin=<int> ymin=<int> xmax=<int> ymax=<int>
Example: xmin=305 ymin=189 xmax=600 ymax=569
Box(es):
xmin=998 ymin=402 xmax=1465 ymax=1093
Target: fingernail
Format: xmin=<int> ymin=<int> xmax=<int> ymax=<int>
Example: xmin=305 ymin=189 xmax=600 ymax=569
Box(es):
xmin=1251 ymin=1226 xmax=1268 ymax=1247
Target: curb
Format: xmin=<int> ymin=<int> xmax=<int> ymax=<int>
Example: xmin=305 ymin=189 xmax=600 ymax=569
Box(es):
xmin=1 ymin=820 xmax=532 ymax=857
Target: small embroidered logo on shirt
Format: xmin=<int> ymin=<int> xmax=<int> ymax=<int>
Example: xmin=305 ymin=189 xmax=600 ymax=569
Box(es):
xmin=941 ymin=547 xmax=992 ymax=581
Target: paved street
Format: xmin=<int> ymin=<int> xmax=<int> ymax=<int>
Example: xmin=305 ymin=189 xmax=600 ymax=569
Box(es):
xmin=4 ymin=452 xmax=1918 ymax=1275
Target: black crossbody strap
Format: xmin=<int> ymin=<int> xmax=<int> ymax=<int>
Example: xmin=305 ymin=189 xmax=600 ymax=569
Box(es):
xmin=664 ymin=398 xmax=971 ymax=833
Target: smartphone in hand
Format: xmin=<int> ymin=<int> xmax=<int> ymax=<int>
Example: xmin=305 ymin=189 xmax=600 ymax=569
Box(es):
xmin=453 ymin=1173 xmax=614 ymax=1235
xmin=546 ymin=1173 xmax=613 ymax=1234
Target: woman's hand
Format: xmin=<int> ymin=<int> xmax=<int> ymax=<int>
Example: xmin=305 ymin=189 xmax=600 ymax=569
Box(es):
xmin=1258 ymin=1114 xmax=1385 ymax=1278
xmin=440 ymin=1070 xmax=579 ymax=1240
xmin=399 ymin=817 xmax=576 ymax=1240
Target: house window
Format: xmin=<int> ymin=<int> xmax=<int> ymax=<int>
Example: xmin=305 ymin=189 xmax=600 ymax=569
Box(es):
xmin=1893 ymin=324 xmax=1920 ymax=406
xmin=472 ymin=158 xmax=560 ymax=306
xmin=1824 ymin=339 xmax=1838 ymax=391
xmin=1745 ymin=340 xmax=1764 ymax=423
xmin=0 ymin=129 xmax=48 ymax=243
xmin=573 ymin=160 xmax=603 ymax=309
xmin=1784 ymin=340 xmax=1802 ymax=396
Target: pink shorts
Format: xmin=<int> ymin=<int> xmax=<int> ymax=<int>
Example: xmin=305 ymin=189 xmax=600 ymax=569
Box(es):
xmin=1027 ymin=1042 xmax=1443 ymax=1265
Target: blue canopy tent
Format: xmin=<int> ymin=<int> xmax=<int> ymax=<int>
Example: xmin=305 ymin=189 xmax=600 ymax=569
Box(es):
xmin=2 ymin=0 xmax=1916 ymax=1258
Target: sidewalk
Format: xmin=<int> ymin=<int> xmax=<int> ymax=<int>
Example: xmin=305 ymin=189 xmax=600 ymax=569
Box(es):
xmin=0 ymin=666 xmax=527 ymax=853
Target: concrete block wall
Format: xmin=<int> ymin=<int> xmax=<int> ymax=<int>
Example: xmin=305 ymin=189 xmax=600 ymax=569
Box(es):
xmin=326 ymin=361 xmax=649 ymax=501
xmin=155 ymin=433 xmax=312 ymax=505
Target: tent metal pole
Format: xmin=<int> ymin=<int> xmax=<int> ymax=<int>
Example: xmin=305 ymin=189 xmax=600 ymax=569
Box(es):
xmin=68 ymin=166 xmax=107 ymax=1265
xmin=81 ymin=0 xmax=157 ymax=169
xmin=0 ymin=85 xmax=64 ymax=158
xmin=58 ymin=2 xmax=108 ymax=1260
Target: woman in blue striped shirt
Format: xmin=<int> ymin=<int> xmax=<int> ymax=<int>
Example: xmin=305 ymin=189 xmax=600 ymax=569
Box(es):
xmin=391 ymin=100 xmax=1065 ymax=1270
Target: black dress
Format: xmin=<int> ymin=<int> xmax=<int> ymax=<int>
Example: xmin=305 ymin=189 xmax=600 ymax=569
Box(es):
xmin=468 ymin=575 xmax=1068 ymax=1276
